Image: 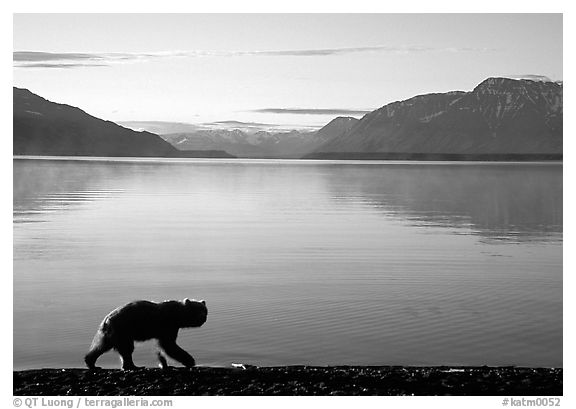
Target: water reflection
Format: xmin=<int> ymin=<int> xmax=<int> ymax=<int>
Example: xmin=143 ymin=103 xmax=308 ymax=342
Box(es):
xmin=15 ymin=159 xmax=562 ymax=242
xmin=323 ymin=163 xmax=562 ymax=242
xmin=14 ymin=159 xmax=129 ymax=222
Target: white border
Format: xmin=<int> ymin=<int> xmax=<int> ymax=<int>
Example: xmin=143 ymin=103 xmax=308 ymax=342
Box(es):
xmin=4 ymin=2 xmax=571 ymax=408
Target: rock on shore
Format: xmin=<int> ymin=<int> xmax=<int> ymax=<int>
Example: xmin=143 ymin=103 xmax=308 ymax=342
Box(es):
xmin=13 ymin=366 xmax=562 ymax=396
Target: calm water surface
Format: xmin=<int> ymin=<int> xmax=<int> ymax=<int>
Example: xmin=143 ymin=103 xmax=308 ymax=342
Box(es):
xmin=13 ymin=157 xmax=562 ymax=369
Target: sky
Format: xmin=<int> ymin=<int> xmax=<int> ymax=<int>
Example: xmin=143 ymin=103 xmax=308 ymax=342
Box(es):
xmin=13 ymin=13 xmax=563 ymax=129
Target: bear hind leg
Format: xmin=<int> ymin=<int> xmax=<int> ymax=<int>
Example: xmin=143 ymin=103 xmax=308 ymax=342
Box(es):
xmin=85 ymin=332 xmax=112 ymax=369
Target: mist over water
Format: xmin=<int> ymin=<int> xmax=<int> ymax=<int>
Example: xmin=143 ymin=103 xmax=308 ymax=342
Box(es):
xmin=13 ymin=158 xmax=562 ymax=369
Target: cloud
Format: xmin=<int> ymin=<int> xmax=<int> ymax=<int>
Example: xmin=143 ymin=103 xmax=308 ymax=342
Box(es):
xmin=206 ymin=120 xmax=279 ymax=127
xmin=14 ymin=51 xmax=105 ymax=62
xmin=251 ymin=108 xmax=373 ymax=116
xmin=13 ymin=51 xmax=155 ymax=68
xmin=16 ymin=63 xmax=109 ymax=69
xmin=505 ymin=74 xmax=554 ymax=82
xmin=14 ymin=46 xmax=495 ymax=69
xmin=237 ymin=45 xmax=437 ymax=57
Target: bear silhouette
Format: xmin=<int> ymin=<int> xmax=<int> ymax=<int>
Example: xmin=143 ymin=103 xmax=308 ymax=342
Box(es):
xmin=84 ymin=298 xmax=207 ymax=370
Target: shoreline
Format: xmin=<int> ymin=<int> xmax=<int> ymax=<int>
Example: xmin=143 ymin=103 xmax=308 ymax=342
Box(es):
xmin=302 ymin=152 xmax=563 ymax=161
xmin=14 ymin=366 xmax=563 ymax=396
xmin=13 ymin=154 xmax=563 ymax=165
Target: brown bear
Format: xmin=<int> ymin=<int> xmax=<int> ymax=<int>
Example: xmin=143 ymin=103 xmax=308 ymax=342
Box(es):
xmin=84 ymin=298 xmax=207 ymax=370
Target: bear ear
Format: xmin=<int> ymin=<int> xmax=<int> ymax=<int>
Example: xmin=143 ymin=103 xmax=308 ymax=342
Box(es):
xmin=183 ymin=298 xmax=192 ymax=305
xmin=201 ymin=300 xmax=206 ymax=306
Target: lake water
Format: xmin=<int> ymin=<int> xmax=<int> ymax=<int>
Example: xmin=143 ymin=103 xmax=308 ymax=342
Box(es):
xmin=13 ymin=157 xmax=562 ymax=370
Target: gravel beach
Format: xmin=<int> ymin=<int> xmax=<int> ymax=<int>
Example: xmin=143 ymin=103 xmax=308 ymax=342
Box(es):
xmin=13 ymin=366 xmax=562 ymax=396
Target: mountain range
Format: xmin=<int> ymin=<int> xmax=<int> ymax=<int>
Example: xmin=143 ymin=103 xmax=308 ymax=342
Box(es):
xmin=14 ymin=77 xmax=562 ymax=160
xmin=308 ymin=77 xmax=562 ymax=159
xmin=154 ymin=117 xmax=357 ymax=159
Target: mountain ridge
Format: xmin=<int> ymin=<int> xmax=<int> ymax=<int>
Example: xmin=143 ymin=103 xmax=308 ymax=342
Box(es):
xmin=313 ymin=77 xmax=562 ymax=156
xmin=13 ymin=87 xmax=235 ymax=158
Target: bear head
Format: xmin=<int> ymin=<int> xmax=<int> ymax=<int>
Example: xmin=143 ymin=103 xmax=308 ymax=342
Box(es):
xmin=179 ymin=298 xmax=208 ymax=328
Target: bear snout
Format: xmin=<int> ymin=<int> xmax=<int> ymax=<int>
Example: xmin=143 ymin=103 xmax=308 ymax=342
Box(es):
xmin=199 ymin=311 xmax=208 ymax=325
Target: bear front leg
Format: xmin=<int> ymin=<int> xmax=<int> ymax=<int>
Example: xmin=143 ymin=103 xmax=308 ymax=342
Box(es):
xmin=158 ymin=339 xmax=196 ymax=367
xmin=116 ymin=340 xmax=141 ymax=370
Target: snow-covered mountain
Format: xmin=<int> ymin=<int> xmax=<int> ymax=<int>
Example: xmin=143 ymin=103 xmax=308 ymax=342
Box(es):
xmin=162 ymin=129 xmax=316 ymax=158
xmin=158 ymin=117 xmax=359 ymax=158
